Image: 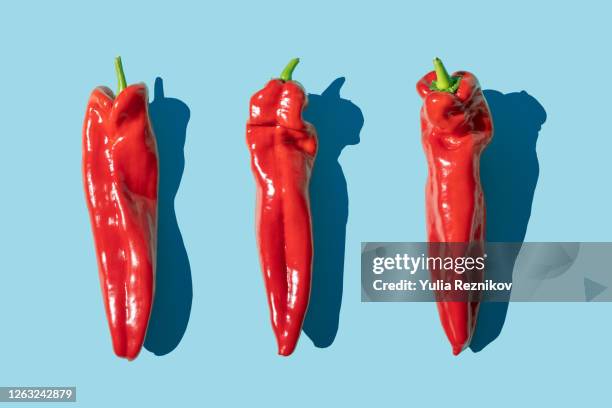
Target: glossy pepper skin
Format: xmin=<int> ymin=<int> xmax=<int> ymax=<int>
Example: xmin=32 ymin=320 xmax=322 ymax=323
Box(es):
xmin=416 ymin=58 xmax=493 ymax=355
xmin=246 ymin=59 xmax=317 ymax=356
xmin=82 ymin=57 xmax=158 ymax=360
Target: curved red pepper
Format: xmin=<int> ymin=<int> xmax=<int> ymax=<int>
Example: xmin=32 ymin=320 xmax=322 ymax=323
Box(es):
xmin=246 ymin=59 xmax=317 ymax=356
xmin=416 ymin=58 xmax=493 ymax=355
xmin=82 ymin=57 xmax=158 ymax=360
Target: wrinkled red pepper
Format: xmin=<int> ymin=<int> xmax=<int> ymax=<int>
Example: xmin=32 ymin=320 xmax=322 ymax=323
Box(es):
xmin=82 ymin=57 xmax=158 ymax=360
xmin=246 ymin=58 xmax=317 ymax=356
xmin=416 ymin=58 xmax=493 ymax=355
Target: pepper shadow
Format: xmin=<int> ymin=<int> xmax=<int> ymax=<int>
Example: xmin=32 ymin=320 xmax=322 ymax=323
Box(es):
xmin=144 ymin=77 xmax=193 ymax=356
xmin=301 ymin=78 xmax=364 ymax=348
xmin=470 ymin=90 xmax=546 ymax=352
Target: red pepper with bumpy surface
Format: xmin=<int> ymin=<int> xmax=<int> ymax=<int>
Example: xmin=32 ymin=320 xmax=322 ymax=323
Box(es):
xmin=416 ymin=58 xmax=493 ymax=355
xmin=82 ymin=57 xmax=158 ymax=360
xmin=246 ymin=58 xmax=317 ymax=356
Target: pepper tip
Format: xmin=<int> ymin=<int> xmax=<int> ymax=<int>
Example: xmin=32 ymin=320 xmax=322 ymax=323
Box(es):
xmin=277 ymin=343 xmax=295 ymax=356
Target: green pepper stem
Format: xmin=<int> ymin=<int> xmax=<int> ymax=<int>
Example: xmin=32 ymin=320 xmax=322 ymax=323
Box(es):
xmin=115 ymin=56 xmax=127 ymax=94
xmin=280 ymin=58 xmax=300 ymax=81
xmin=433 ymin=57 xmax=451 ymax=90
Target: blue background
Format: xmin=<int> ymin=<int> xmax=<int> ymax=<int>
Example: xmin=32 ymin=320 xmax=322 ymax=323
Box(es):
xmin=0 ymin=0 xmax=610 ymax=406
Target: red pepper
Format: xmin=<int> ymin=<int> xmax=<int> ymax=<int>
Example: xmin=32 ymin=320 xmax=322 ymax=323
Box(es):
xmin=82 ymin=57 xmax=159 ymax=360
xmin=246 ymin=58 xmax=317 ymax=356
xmin=416 ymin=58 xmax=493 ymax=355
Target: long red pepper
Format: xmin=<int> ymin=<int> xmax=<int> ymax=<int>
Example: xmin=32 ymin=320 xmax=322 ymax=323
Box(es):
xmin=82 ymin=57 xmax=159 ymax=360
xmin=416 ymin=58 xmax=493 ymax=355
xmin=246 ymin=58 xmax=318 ymax=356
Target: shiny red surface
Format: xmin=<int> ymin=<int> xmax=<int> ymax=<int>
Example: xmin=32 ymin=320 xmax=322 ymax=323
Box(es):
xmin=82 ymin=84 xmax=158 ymax=360
xmin=246 ymin=79 xmax=317 ymax=356
xmin=417 ymin=70 xmax=493 ymax=355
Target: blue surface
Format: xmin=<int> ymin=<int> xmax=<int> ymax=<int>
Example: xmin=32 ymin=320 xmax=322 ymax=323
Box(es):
xmin=0 ymin=1 xmax=610 ymax=406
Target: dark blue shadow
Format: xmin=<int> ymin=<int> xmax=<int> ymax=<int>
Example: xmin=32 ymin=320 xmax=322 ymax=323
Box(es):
xmin=470 ymin=90 xmax=546 ymax=352
xmin=144 ymin=77 xmax=193 ymax=356
xmin=302 ymin=78 xmax=364 ymax=348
